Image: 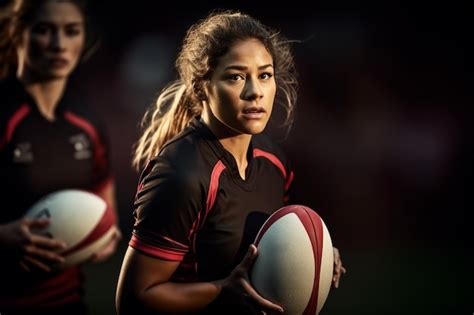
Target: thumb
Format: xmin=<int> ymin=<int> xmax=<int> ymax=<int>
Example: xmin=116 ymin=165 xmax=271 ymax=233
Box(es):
xmin=239 ymin=244 xmax=258 ymax=270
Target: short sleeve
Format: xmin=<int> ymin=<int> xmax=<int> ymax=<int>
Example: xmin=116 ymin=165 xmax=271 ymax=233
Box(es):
xmin=129 ymin=158 xmax=204 ymax=261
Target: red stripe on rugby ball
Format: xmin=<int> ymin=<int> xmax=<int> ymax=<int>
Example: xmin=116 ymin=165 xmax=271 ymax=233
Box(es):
xmin=62 ymin=205 xmax=115 ymax=256
xmin=254 ymin=205 xmax=324 ymax=315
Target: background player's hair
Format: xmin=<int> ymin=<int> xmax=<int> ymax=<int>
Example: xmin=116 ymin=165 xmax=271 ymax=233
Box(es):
xmin=0 ymin=0 xmax=98 ymax=80
xmin=133 ymin=10 xmax=298 ymax=169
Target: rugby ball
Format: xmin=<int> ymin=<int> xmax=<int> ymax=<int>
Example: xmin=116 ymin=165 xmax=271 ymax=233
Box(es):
xmin=250 ymin=205 xmax=334 ymax=315
xmin=24 ymin=189 xmax=116 ymax=268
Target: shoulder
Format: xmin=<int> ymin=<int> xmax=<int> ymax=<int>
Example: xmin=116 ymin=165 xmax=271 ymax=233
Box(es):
xmin=0 ymin=77 xmax=26 ymax=112
xmin=136 ymin=140 xmax=207 ymax=209
xmin=0 ymin=78 xmax=30 ymax=134
xmin=252 ymin=132 xmax=289 ymax=165
xmin=63 ymin=98 xmax=104 ymax=129
xmin=143 ymin=127 xmax=210 ymax=189
xmin=159 ymin=124 xmax=219 ymax=174
xmin=61 ymin=95 xmax=111 ymax=147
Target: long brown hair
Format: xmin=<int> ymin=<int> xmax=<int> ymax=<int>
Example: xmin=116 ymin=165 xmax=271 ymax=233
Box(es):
xmin=133 ymin=11 xmax=298 ymax=170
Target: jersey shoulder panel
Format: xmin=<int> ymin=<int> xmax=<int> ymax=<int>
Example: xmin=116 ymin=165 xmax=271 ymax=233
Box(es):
xmin=252 ymin=133 xmax=289 ymax=165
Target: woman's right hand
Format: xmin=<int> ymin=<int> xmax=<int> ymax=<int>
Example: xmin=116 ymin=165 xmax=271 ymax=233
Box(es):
xmin=220 ymin=244 xmax=284 ymax=314
xmin=0 ymin=218 xmax=67 ymax=272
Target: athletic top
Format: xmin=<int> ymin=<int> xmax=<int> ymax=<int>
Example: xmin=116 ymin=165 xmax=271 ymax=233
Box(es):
xmin=130 ymin=118 xmax=294 ymax=312
xmin=0 ymin=77 xmax=113 ymax=311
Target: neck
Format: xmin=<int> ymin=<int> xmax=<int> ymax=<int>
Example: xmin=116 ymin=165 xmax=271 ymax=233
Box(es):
xmin=18 ymin=72 xmax=67 ymax=121
xmin=219 ymin=134 xmax=252 ymax=168
xmin=202 ymin=110 xmax=252 ymax=180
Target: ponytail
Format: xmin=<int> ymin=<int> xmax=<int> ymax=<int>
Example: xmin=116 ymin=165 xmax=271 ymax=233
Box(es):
xmin=133 ymin=80 xmax=202 ymax=170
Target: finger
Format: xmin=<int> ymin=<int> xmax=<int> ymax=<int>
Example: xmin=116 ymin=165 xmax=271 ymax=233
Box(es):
xmin=24 ymin=245 xmax=65 ymax=263
xmin=241 ymin=280 xmax=284 ymax=313
xmin=25 ymin=218 xmax=51 ymax=229
xmin=29 ymin=234 xmax=67 ymax=250
xmin=334 ymin=259 xmax=341 ymax=274
xmin=239 ymin=244 xmax=258 ymax=270
xmin=22 ymin=255 xmax=53 ymax=272
xmin=341 ymin=266 xmax=347 ymax=274
xmin=332 ymin=274 xmax=340 ymax=288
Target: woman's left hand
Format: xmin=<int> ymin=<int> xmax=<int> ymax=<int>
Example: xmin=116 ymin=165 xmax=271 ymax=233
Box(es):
xmin=332 ymin=247 xmax=346 ymax=288
xmin=90 ymin=225 xmax=122 ymax=263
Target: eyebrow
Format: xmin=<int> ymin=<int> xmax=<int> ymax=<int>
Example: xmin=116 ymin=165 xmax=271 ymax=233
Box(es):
xmin=36 ymin=21 xmax=84 ymax=26
xmin=224 ymin=64 xmax=274 ymax=71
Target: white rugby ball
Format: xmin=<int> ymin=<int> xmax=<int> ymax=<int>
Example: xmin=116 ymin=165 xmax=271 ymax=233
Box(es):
xmin=250 ymin=205 xmax=334 ymax=315
xmin=24 ymin=189 xmax=116 ymax=268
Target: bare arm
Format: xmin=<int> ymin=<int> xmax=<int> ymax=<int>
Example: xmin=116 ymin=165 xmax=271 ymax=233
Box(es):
xmin=116 ymin=245 xmax=283 ymax=315
xmin=116 ymin=247 xmax=221 ymax=314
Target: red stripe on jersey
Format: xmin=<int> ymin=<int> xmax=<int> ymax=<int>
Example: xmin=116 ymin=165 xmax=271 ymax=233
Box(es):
xmin=187 ymin=160 xmax=226 ymax=274
xmin=285 ymin=170 xmax=294 ymax=192
xmin=188 ymin=160 xmax=226 ymax=239
xmin=204 ymin=160 xmax=226 ymax=220
xmin=129 ymin=235 xmax=186 ymax=261
xmin=253 ymin=148 xmax=287 ymax=179
xmin=64 ymin=111 xmax=106 ymax=170
xmin=162 ymin=235 xmax=190 ymax=249
xmin=0 ymin=103 xmax=30 ymax=150
xmin=62 ymin=204 xmax=115 ymax=256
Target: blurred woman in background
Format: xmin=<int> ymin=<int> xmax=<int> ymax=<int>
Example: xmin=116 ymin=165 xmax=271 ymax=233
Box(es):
xmin=0 ymin=1 xmax=121 ymax=314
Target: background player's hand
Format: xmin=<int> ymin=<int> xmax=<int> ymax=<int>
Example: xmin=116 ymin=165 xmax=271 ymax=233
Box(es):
xmin=332 ymin=246 xmax=346 ymax=288
xmin=0 ymin=218 xmax=66 ymax=272
xmin=221 ymin=244 xmax=284 ymax=314
xmin=90 ymin=225 xmax=121 ymax=263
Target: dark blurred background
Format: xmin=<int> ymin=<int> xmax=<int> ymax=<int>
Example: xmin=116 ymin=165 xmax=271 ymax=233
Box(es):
xmin=69 ymin=1 xmax=472 ymax=314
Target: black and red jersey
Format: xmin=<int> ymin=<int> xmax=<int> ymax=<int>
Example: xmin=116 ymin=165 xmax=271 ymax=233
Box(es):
xmin=0 ymin=77 xmax=113 ymax=311
xmin=130 ymin=118 xmax=294 ymax=285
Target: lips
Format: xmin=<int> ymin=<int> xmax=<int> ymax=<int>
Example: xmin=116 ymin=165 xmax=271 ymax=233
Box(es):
xmin=242 ymin=106 xmax=266 ymax=119
xmin=243 ymin=106 xmax=266 ymax=114
xmin=48 ymin=58 xmax=69 ymax=68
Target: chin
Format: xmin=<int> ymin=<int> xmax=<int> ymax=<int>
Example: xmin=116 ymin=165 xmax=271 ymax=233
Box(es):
xmin=241 ymin=120 xmax=268 ymax=135
xmin=49 ymin=70 xmax=70 ymax=79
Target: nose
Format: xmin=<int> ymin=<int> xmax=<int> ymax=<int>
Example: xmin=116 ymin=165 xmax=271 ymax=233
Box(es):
xmin=241 ymin=78 xmax=263 ymax=101
xmin=51 ymin=29 xmax=66 ymax=52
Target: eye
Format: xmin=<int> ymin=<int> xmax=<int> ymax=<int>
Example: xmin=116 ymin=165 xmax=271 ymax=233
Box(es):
xmin=65 ymin=24 xmax=83 ymax=37
xmin=31 ymin=23 xmax=51 ymax=36
xmin=226 ymin=74 xmax=245 ymax=82
xmin=260 ymin=72 xmax=273 ymax=80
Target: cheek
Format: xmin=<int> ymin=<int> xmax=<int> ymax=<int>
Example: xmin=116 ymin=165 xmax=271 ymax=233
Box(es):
xmin=213 ymin=86 xmax=241 ymax=114
xmin=27 ymin=36 xmax=49 ymax=60
xmin=70 ymin=38 xmax=85 ymax=59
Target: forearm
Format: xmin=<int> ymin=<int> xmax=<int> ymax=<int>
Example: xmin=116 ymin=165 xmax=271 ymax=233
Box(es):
xmin=138 ymin=279 xmax=224 ymax=313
